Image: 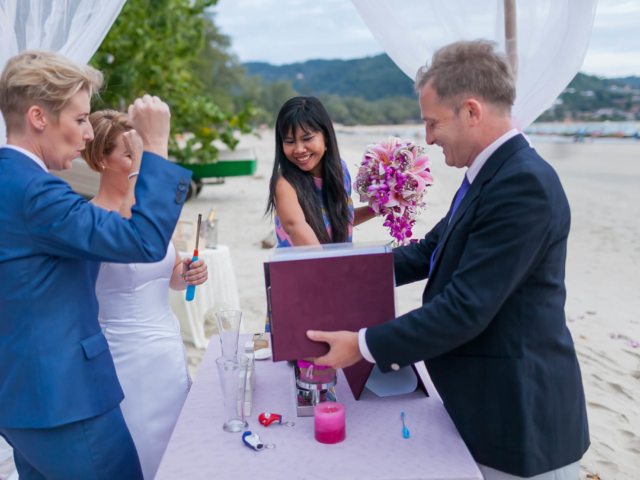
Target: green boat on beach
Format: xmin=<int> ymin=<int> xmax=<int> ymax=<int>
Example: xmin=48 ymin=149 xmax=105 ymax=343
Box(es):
xmin=177 ymin=147 xmax=258 ymax=199
xmin=179 ymin=148 xmax=257 ymax=180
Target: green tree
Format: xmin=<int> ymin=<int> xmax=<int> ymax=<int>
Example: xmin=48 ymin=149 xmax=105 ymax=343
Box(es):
xmin=319 ymin=94 xmax=352 ymax=124
xmin=233 ymin=77 xmax=299 ymax=125
xmin=91 ymin=0 xmax=255 ymax=164
xmin=195 ymin=11 xmax=246 ymax=113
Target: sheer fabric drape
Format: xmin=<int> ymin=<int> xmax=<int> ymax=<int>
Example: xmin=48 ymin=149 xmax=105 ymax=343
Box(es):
xmin=0 ymin=0 xmax=126 ymax=144
xmin=351 ymin=0 xmax=598 ymax=129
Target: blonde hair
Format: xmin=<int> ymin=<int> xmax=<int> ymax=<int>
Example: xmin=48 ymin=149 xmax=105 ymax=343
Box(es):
xmin=0 ymin=50 xmax=103 ymax=135
xmin=415 ymin=40 xmax=515 ymax=114
xmin=81 ymin=110 xmax=132 ymax=172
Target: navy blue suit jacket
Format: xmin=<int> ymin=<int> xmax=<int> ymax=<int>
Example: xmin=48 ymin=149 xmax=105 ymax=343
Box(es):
xmin=366 ymin=135 xmax=589 ymax=476
xmin=0 ymin=148 xmax=192 ymax=428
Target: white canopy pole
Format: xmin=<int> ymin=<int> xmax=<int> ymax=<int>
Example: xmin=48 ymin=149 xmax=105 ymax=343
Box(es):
xmin=504 ymin=0 xmax=518 ymax=81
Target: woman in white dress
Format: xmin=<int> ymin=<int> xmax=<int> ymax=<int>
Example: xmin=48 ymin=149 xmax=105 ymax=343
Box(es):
xmin=81 ymin=110 xmax=208 ymax=480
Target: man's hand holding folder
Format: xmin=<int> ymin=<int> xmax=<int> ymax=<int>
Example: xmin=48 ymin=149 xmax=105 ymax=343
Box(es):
xmin=307 ymin=330 xmax=362 ymax=370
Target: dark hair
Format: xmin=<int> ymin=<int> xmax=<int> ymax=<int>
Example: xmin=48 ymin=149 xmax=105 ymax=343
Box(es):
xmin=266 ymin=96 xmax=350 ymax=244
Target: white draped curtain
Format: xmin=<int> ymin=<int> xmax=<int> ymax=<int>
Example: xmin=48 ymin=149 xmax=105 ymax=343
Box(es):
xmin=351 ymin=0 xmax=598 ymax=130
xmin=0 ymin=0 xmax=127 ymax=144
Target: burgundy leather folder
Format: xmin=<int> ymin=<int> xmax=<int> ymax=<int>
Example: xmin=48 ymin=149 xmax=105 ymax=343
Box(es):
xmin=264 ymin=250 xmax=396 ymax=400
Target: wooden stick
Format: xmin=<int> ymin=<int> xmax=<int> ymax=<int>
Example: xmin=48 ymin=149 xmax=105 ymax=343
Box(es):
xmin=195 ymin=214 xmax=202 ymax=251
xmin=504 ymin=0 xmax=518 ymax=81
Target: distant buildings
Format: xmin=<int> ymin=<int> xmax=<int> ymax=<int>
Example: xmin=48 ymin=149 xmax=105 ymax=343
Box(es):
xmin=538 ymin=78 xmax=640 ymax=123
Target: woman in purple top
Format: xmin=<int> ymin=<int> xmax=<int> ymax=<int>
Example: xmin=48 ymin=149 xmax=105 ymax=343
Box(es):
xmin=266 ymin=96 xmax=374 ymax=247
xmin=265 ymin=96 xmax=376 ymax=332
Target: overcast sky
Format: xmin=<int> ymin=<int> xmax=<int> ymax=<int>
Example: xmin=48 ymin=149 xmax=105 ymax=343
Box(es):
xmin=214 ymin=0 xmax=640 ymax=78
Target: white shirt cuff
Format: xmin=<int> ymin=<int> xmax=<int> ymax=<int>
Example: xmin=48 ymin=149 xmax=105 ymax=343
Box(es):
xmin=358 ymin=328 xmax=376 ymax=363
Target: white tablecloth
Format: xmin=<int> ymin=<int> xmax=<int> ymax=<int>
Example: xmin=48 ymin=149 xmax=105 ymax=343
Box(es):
xmin=169 ymin=246 xmax=240 ymax=348
xmin=156 ymin=335 xmax=482 ymax=480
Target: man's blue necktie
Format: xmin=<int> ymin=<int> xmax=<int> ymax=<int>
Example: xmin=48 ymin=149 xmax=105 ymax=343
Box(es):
xmin=429 ymin=174 xmax=471 ymax=277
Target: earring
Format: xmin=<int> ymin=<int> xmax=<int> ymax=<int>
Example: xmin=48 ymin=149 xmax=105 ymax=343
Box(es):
xmin=102 ymin=165 xmax=106 ymax=170
xmin=40 ymin=126 xmax=44 ymax=130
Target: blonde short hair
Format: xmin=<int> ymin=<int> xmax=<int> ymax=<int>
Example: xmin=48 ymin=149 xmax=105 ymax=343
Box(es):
xmin=0 ymin=50 xmax=103 ymax=135
xmin=81 ymin=110 xmax=132 ymax=172
xmin=415 ymin=40 xmax=515 ymax=114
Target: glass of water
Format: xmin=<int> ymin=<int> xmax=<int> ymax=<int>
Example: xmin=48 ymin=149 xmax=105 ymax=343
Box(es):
xmin=215 ymin=310 xmax=242 ymax=358
xmin=215 ymin=355 xmax=249 ymax=433
xmin=204 ymin=219 xmax=219 ymax=248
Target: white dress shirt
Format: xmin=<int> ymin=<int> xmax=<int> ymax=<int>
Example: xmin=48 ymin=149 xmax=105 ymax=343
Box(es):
xmin=1 ymin=144 xmax=49 ymax=172
xmin=358 ymin=128 xmax=520 ymax=364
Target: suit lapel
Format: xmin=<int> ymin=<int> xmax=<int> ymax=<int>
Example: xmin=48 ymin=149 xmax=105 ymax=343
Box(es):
xmin=429 ymin=134 xmax=530 ymax=276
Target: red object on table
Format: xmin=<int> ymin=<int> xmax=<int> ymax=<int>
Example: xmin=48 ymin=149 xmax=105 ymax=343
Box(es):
xmin=259 ymin=412 xmax=282 ymax=427
xmin=314 ymin=403 xmax=346 ymax=444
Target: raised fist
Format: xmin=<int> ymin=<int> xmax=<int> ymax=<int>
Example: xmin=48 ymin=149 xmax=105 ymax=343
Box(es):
xmin=128 ymin=94 xmax=171 ymax=159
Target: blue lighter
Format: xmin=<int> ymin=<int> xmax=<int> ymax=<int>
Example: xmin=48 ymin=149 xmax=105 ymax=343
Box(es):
xmin=186 ymin=214 xmax=202 ymax=302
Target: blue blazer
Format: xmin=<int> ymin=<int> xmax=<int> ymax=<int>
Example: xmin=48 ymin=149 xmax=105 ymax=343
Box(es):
xmin=0 ymin=148 xmax=192 ymax=428
xmin=366 ymin=135 xmax=589 ymax=477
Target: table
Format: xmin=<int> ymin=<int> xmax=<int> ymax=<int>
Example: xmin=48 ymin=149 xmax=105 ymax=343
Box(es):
xmin=156 ymin=335 xmax=483 ymax=480
xmin=169 ymin=246 xmax=241 ymax=348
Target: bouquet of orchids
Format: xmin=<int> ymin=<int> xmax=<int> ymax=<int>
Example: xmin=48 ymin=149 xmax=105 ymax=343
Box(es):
xmin=355 ymin=137 xmax=433 ymax=245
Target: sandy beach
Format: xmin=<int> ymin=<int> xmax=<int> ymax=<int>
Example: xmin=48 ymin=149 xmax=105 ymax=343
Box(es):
xmin=179 ymin=127 xmax=640 ymax=480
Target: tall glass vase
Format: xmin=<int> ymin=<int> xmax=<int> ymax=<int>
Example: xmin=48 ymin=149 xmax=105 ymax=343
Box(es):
xmin=215 ymin=310 xmax=242 ymax=358
xmin=215 ymin=355 xmax=249 ymax=432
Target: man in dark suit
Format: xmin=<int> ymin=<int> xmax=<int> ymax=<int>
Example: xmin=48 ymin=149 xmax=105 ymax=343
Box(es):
xmin=309 ymin=40 xmax=589 ymax=479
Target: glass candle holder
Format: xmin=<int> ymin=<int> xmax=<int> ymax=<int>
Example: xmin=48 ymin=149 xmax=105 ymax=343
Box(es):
xmin=314 ymin=402 xmax=346 ymax=444
xmin=297 ymin=359 xmax=336 ymax=385
xmin=204 ymin=218 xmax=219 ymax=249
xmin=215 ymin=355 xmax=249 ymax=433
xmin=215 ymin=310 xmax=242 ymax=359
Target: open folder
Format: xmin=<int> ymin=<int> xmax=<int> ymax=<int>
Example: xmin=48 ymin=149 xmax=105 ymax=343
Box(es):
xmin=264 ymin=242 xmax=397 ymax=400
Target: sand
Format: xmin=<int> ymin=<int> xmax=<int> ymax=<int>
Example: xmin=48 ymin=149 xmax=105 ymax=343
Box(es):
xmin=180 ymin=127 xmax=640 ymax=480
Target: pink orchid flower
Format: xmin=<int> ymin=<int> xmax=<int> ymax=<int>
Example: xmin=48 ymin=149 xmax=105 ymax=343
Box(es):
xmin=355 ymin=136 xmax=434 ymax=245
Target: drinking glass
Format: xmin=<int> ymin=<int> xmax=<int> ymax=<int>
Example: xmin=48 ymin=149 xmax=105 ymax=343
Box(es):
xmin=204 ymin=219 xmax=219 ymax=248
xmin=215 ymin=355 xmax=249 ymax=433
xmin=215 ymin=310 xmax=242 ymax=358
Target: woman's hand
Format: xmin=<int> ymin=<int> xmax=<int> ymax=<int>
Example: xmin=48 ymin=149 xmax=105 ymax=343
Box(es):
xmin=122 ymin=129 xmax=144 ymax=173
xmin=128 ymin=94 xmax=171 ymax=158
xmin=182 ymin=258 xmax=208 ymax=286
xmin=117 ymin=129 xmax=144 ymax=218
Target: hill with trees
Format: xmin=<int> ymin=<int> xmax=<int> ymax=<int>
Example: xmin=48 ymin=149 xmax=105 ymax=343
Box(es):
xmin=245 ymin=55 xmax=415 ymax=100
xmin=242 ymin=54 xmax=640 ymax=125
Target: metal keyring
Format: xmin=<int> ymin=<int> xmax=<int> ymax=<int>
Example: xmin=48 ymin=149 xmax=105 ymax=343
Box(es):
xmin=283 ymin=421 xmax=295 ymax=427
xmin=265 ymin=443 xmax=276 ymax=449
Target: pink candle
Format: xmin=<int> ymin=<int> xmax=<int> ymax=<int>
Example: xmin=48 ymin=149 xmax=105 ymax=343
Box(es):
xmin=314 ymin=403 xmax=346 ymax=444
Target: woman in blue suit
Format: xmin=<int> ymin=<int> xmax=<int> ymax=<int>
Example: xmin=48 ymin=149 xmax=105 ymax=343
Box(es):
xmin=0 ymin=50 xmax=192 ymax=480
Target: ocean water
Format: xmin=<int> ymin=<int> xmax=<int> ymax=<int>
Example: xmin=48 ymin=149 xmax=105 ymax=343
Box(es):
xmin=525 ymin=121 xmax=640 ymax=140
xmin=336 ymin=122 xmax=640 ymax=144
